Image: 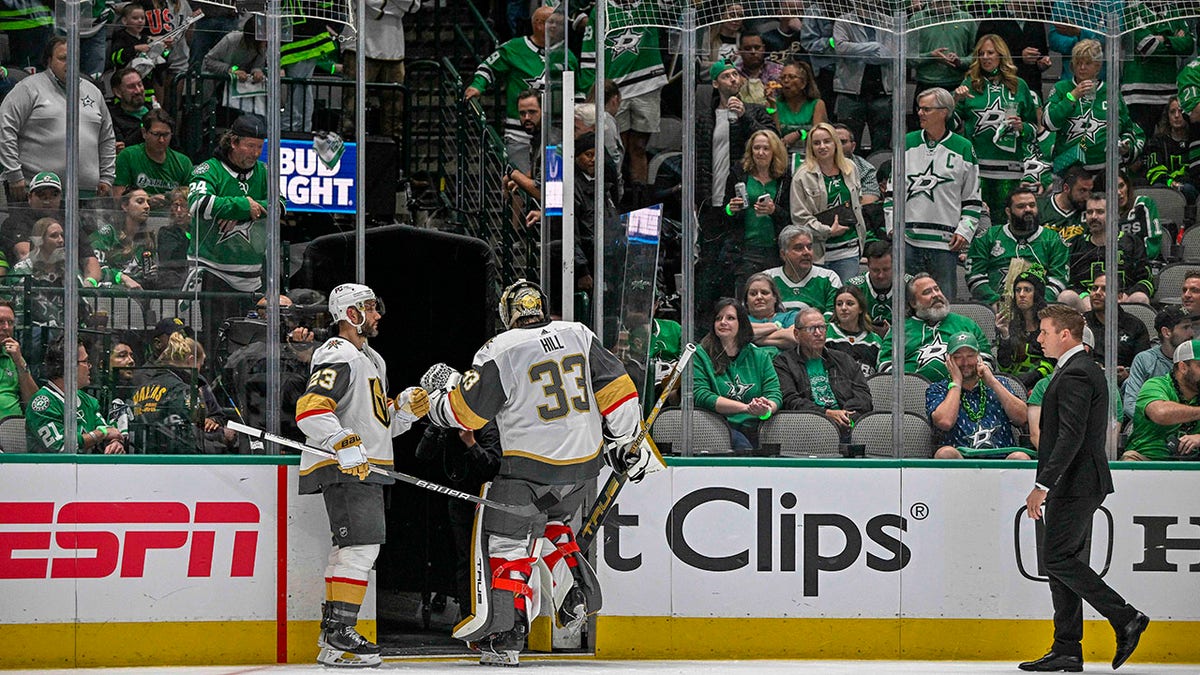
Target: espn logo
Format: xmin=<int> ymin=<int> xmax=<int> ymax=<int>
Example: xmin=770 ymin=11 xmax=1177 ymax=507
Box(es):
xmin=0 ymin=501 xmax=260 ymax=580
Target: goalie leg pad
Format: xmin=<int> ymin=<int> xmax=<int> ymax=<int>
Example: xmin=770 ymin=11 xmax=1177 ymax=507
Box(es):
xmin=453 ymin=479 xmax=540 ymax=644
xmin=543 ymin=523 xmax=602 ymax=630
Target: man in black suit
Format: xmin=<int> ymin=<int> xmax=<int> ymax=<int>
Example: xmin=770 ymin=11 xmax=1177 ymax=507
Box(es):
xmin=1020 ymin=304 xmax=1149 ymax=672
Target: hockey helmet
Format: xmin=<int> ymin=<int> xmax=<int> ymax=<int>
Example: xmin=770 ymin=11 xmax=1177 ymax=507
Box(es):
xmin=499 ymin=279 xmax=546 ymax=329
xmin=329 ymin=283 xmax=384 ymax=332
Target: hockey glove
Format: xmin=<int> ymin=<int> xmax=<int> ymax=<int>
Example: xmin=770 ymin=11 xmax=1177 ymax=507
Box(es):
xmin=420 ymin=362 xmax=462 ymax=393
xmin=604 ymin=433 xmax=658 ymax=483
xmin=326 ymin=428 xmax=370 ymax=480
xmin=391 ymin=386 xmax=429 ymax=422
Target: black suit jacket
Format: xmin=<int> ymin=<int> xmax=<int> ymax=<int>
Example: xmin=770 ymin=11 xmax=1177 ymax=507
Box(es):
xmin=1037 ymin=350 xmax=1115 ymax=499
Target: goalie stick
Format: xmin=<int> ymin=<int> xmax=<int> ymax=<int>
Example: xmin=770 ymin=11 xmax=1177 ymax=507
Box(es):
xmin=576 ymin=342 xmax=697 ymax=553
xmin=226 ymin=421 xmax=540 ymax=517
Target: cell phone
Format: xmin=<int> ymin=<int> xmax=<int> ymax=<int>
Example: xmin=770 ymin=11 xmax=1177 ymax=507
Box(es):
xmin=757 ymin=193 xmax=770 ymax=204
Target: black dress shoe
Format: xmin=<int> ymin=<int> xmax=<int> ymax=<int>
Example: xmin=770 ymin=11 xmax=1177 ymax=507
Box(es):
xmin=1113 ymin=611 xmax=1150 ymax=669
xmin=1017 ymin=651 xmax=1083 ymax=672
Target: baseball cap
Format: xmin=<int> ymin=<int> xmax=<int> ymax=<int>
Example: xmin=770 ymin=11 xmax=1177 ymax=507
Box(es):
xmin=230 ymin=114 xmax=268 ymax=139
xmin=1173 ymin=339 xmax=1200 ymax=364
xmin=1082 ymin=326 xmax=1096 ymax=349
xmin=948 ymin=332 xmax=980 ymax=354
xmin=28 ymin=171 xmax=61 ymax=193
xmin=709 ymin=59 xmax=737 ymax=82
xmin=151 ymin=317 xmax=193 ymax=342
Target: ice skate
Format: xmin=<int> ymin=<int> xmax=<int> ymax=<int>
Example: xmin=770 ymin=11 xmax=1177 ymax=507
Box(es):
xmin=475 ymin=621 xmax=526 ymax=667
xmin=317 ymin=622 xmax=382 ymax=668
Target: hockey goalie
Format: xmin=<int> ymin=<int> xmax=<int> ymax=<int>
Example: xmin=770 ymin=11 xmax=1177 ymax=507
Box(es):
xmin=422 ymin=279 xmax=663 ymax=666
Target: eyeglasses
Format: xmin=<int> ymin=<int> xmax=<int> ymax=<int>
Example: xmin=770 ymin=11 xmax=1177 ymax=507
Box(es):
xmin=146 ymin=130 xmax=172 ymax=138
xmin=77 ymin=359 xmax=91 ymax=366
xmin=799 ymin=325 xmax=827 ymax=334
xmin=916 ymin=106 xmax=947 ymax=113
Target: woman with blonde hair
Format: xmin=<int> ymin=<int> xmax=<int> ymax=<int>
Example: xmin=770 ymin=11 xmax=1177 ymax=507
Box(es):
xmin=132 ymin=332 xmax=237 ymax=453
xmin=722 ymin=129 xmax=792 ymax=285
xmin=952 ymin=34 xmax=1038 ymax=217
xmin=789 ymin=122 xmax=865 ymax=282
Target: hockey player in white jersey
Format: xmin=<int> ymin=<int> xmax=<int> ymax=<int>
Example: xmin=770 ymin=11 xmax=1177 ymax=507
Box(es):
xmin=423 ymin=279 xmax=658 ymax=666
xmin=295 ymin=283 xmax=429 ymax=668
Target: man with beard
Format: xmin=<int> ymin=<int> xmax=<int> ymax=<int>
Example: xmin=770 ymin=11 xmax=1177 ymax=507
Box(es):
xmin=844 ymin=240 xmax=909 ymax=332
xmin=1061 ymin=193 xmax=1154 ymax=309
xmin=186 ymin=114 xmax=282 ymax=349
xmin=107 ymin=67 xmax=149 ymax=152
xmin=1081 ymin=274 xmax=1151 ymax=387
xmin=1036 ymin=164 xmax=1092 ymax=242
xmin=967 ymin=186 xmax=1069 ymax=306
xmin=1124 ymin=338 xmax=1200 ymax=461
xmin=502 ymin=90 xmax=544 ymax=204
xmin=927 ymin=331 xmax=1029 ymax=460
xmin=878 ymin=273 xmax=994 ymax=382
xmin=1122 ymin=306 xmax=1195 ymax=420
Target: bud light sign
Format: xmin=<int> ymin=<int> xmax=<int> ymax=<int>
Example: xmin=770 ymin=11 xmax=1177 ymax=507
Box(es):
xmin=261 ymin=139 xmax=357 ymax=214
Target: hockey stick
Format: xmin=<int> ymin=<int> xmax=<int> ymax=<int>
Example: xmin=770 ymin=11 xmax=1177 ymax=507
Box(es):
xmin=577 ymin=343 xmax=697 ymax=553
xmin=226 ymin=421 xmax=539 ymax=517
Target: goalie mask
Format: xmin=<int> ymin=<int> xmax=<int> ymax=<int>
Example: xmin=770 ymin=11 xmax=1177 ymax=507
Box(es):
xmin=329 ymin=283 xmax=385 ymax=334
xmin=499 ymin=279 xmax=546 ymax=329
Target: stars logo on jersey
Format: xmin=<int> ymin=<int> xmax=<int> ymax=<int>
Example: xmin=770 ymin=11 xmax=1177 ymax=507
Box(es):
xmin=916 ymin=333 xmax=948 ymax=370
xmin=1066 ymin=107 xmax=1104 ymax=146
xmin=216 ymin=219 xmax=255 ymax=244
xmin=81 ymin=94 xmax=95 ymax=108
xmin=972 ymin=97 xmax=1009 ymax=136
xmin=31 ymin=395 xmax=50 ymax=412
xmin=725 ymin=374 xmax=754 ymax=401
xmin=969 ymin=425 xmax=998 ymax=449
xmin=906 ymin=161 xmax=954 ymax=202
xmin=609 ymin=28 xmax=643 ymax=57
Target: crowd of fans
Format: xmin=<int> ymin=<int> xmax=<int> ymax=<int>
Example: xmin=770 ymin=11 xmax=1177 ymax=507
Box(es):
xmin=3 ymin=1 xmax=1200 ymax=460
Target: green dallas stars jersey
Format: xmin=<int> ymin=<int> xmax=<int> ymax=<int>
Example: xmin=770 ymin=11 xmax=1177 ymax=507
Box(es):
xmin=1043 ymin=79 xmax=1145 ymax=173
xmin=965 ymin=224 xmax=1069 ymax=304
xmin=579 ymin=2 xmax=666 ymax=98
xmin=953 ymin=78 xmax=1039 ymax=180
xmin=1178 ymin=56 xmax=1200 ymax=120
xmin=1121 ymin=15 xmax=1194 ymax=106
xmin=26 ymin=383 xmax=113 ymax=453
xmin=468 ymin=37 xmax=577 ymax=143
xmin=884 ymin=130 xmax=982 ymax=251
xmin=763 ymin=264 xmax=841 ymax=314
xmin=186 ymin=157 xmax=273 ymax=292
xmin=877 ymin=313 xmax=993 ymax=383
xmin=844 ymin=273 xmax=912 ymax=326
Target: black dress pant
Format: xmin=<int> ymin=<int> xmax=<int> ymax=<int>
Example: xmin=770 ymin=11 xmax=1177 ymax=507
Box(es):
xmin=1043 ymin=495 xmax=1136 ymax=656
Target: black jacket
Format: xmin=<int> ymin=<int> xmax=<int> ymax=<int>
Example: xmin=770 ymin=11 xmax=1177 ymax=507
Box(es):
xmin=774 ymin=346 xmax=874 ymax=415
xmin=1083 ymin=308 xmax=1150 ymax=369
xmin=695 ymin=90 xmax=777 ymax=210
xmin=1036 ymin=350 xmax=1114 ymax=498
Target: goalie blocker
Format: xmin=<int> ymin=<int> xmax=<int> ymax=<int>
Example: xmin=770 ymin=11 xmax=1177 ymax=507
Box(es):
xmin=421 ymin=279 xmax=662 ymax=666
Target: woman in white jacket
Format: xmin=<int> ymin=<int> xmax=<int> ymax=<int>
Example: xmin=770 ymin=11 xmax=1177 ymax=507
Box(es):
xmin=789 ymin=122 xmax=866 ymax=282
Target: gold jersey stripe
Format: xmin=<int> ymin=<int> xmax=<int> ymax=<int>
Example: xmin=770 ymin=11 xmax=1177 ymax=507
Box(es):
xmin=595 ymin=375 xmax=638 ymax=414
xmin=449 ymin=387 xmax=488 ymax=429
xmin=502 ymin=444 xmax=601 ymax=466
xmin=295 ymin=393 xmax=337 ymax=418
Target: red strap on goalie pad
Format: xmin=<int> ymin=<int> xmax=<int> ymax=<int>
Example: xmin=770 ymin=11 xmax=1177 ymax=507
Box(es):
xmin=490 ymin=557 xmax=535 ymax=600
xmin=542 ymin=523 xmax=580 ymax=569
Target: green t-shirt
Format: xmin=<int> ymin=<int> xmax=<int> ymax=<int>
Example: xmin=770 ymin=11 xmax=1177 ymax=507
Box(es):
xmin=806 ymin=357 xmax=839 ymax=409
xmin=0 ymin=352 xmax=24 ymax=419
xmin=1126 ymin=374 xmax=1199 ymax=460
xmin=1027 ymin=376 xmax=1050 ymax=406
xmin=775 ymin=98 xmax=818 ymax=142
xmin=114 ymin=144 xmax=195 ymax=200
xmin=26 ymin=383 xmax=112 ymax=453
xmin=742 ymin=176 xmax=779 ymax=249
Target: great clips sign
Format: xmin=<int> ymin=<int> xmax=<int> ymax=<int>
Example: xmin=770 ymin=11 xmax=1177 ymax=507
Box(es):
xmin=261 ymin=139 xmax=357 ymax=214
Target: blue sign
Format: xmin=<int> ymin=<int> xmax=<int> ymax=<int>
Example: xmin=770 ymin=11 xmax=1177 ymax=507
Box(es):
xmin=260 ymin=139 xmax=357 ymax=214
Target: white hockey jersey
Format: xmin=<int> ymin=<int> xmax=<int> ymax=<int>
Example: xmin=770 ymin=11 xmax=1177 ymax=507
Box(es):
xmin=296 ymin=336 xmax=414 ymax=493
xmin=437 ymin=321 xmax=642 ymax=484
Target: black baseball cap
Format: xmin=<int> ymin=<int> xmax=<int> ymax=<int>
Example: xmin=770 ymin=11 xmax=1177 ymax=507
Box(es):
xmin=230 ymin=114 xmax=268 ymax=140
xmin=151 ymin=317 xmax=193 ymax=341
